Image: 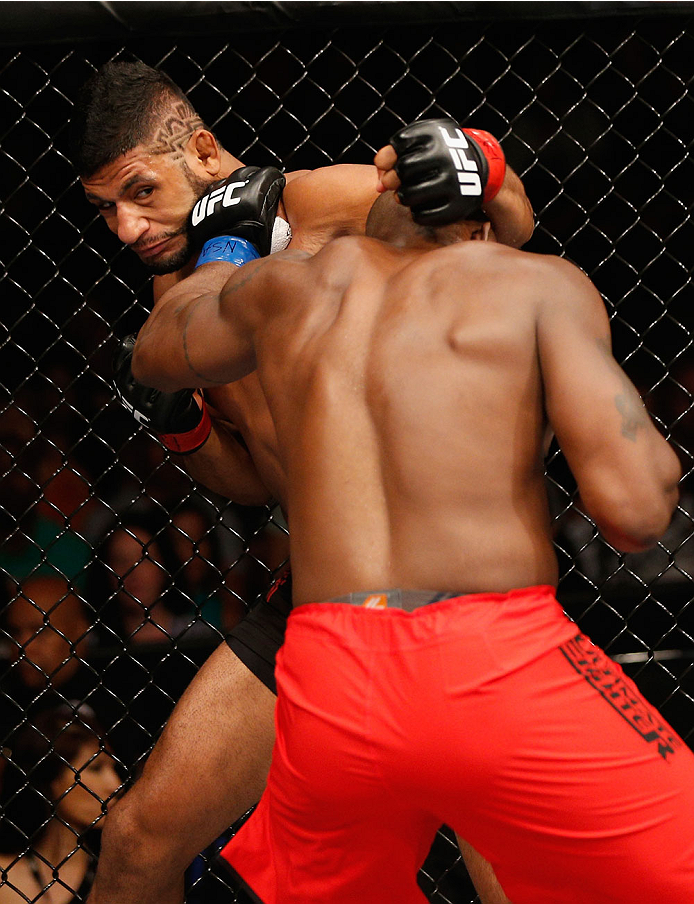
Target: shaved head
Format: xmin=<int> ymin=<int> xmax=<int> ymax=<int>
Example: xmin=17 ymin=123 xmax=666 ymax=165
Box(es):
xmin=72 ymin=61 xmax=208 ymax=178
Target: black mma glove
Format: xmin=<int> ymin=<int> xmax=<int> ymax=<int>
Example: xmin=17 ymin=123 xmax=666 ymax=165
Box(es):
xmin=189 ymin=165 xmax=286 ymax=268
xmin=113 ymin=335 xmax=211 ymax=455
xmin=390 ymin=117 xmax=505 ymax=227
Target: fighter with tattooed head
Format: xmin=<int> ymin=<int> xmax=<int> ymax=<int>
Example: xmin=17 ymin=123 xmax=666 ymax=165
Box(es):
xmin=72 ymin=60 xmax=535 ymax=904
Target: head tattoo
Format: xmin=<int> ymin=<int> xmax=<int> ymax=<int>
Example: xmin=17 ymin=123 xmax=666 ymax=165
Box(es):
xmin=150 ymin=101 xmax=205 ymax=161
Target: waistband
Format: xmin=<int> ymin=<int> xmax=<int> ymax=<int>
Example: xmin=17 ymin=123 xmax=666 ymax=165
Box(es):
xmin=326 ymin=589 xmax=461 ymax=613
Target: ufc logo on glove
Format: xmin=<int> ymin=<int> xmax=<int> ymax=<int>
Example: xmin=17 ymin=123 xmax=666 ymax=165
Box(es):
xmin=190 ymin=179 xmax=249 ymax=226
xmin=389 ymin=117 xmax=505 ymax=225
xmin=438 ymin=125 xmax=483 ymax=197
xmin=115 ymin=389 xmax=150 ymax=426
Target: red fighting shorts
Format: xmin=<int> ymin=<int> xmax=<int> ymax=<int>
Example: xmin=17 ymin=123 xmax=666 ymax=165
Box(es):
xmin=220 ymin=586 xmax=694 ymax=903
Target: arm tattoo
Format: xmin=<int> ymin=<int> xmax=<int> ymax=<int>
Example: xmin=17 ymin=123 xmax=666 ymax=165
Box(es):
xmin=597 ymin=338 xmax=649 ymax=441
xmin=179 ymin=260 xmax=275 ymax=384
xmin=221 ymin=256 xmax=275 ymax=296
xmin=615 ymin=389 xmax=648 ymax=442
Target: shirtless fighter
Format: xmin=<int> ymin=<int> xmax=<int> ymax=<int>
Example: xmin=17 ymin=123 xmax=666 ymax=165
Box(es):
xmin=73 ymin=61 xmax=533 ymax=904
xmin=131 ymin=160 xmax=693 ymax=903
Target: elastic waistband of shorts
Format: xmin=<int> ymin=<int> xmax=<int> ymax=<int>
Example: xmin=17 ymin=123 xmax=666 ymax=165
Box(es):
xmin=326 ymin=589 xmax=465 ymax=612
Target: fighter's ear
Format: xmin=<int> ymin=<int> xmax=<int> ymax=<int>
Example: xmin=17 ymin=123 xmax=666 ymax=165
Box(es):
xmin=470 ymin=221 xmax=492 ymax=242
xmin=187 ymin=129 xmax=223 ymax=177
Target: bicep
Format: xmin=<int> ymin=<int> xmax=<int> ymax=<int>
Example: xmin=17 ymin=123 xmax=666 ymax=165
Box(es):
xmin=134 ymin=261 xmax=263 ymax=391
xmin=539 ymin=265 xmax=647 ymax=464
xmin=538 ymin=260 xmax=679 ymax=544
xmin=283 ymin=164 xmax=380 ymax=240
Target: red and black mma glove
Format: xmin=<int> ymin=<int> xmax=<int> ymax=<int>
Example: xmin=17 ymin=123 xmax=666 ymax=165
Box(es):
xmin=113 ymin=335 xmax=212 ymax=455
xmin=188 ymin=165 xmax=286 ymax=269
xmin=389 ymin=117 xmax=505 ymax=227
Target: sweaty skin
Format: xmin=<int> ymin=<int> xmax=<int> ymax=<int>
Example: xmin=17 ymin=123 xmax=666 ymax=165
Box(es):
xmin=82 ymin=129 xmax=534 ymax=506
xmin=134 ymin=223 xmax=680 ymax=600
xmin=83 ymin=138 xmax=529 ymax=904
xmin=171 ymin=162 xmax=534 ymax=509
xmin=131 ymin=206 xmax=681 ymax=902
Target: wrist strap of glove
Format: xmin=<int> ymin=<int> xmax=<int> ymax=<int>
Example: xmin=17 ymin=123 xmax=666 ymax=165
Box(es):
xmin=159 ymin=396 xmax=212 ymax=454
xmin=462 ymin=128 xmax=506 ymax=204
xmin=196 ymin=236 xmax=261 ymax=269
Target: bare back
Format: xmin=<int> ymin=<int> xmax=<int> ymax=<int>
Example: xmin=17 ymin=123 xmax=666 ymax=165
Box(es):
xmin=248 ymin=238 xmax=558 ymax=603
xmin=137 ymin=222 xmax=679 ymax=602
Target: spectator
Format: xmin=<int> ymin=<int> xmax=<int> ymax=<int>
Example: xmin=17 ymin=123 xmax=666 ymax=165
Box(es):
xmin=1 ymin=576 xmax=95 ymax=739
xmin=90 ymin=514 xmax=186 ymax=647
xmin=86 ymin=513 xmax=223 ymax=760
xmin=0 ymin=706 xmax=122 ymax=904
xmin=0 ymin=575 xmax=133 ymax=769
xmin=0 ymin=406 xmax=92 ymax=590
xmin=169 ymin=503 xmax=245 ymax=635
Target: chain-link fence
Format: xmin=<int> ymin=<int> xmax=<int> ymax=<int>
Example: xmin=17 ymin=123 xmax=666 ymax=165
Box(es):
xmin=1 ymin=2 xmax=694 ymax=902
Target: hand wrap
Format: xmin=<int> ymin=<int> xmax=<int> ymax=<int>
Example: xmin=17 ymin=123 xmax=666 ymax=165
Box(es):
xmin=390 ymin=117 xmax=506 ymax=226
xmin=113 ymin=335 xmax=211 ymax=454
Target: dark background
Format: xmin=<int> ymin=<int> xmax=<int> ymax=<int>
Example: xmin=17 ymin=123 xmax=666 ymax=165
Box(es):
xmin=1 ymin=3 xmax=694 ymax=901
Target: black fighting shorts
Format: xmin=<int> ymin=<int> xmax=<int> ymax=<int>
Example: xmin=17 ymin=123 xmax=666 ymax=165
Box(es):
xmin=225 ymin=567 xmax=292 ymax=695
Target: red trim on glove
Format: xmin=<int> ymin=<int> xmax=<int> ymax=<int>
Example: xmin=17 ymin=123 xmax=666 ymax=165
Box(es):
xmin=463 ymin=128 xmax=506 ymax=204
xmin=159 ymin=397 xmax=212 ymax=454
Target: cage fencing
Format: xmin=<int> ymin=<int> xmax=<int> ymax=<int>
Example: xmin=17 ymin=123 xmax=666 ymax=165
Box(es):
xmin=1 ymin=3 xmax=694 ymax=902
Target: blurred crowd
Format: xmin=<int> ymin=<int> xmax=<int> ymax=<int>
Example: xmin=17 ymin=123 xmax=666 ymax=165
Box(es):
xmin=0 ymin=352 xmax=289 ymax=763
xmin=0 ymin=355 xmax=290 ymax=900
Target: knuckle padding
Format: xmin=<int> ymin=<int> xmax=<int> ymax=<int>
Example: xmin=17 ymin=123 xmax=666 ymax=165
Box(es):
xmin=112 ymin=334 xmax=202 ymax=437
xmin=410 ymin=204 xmax=451 ymax=226
xmin=189 ymin=165 xmax=286 ymax=257
xmin=398 ymin=174 xmax=447 ymax=207
xmin=389 ymin=116 xmax=496 ymax=226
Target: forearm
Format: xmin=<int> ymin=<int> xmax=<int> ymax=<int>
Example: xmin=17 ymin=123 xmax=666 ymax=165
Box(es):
xmin=577 ymin=434 xmax=680 ymax=553
xmin=134 ymin=261 xmax=244 ymax=392
xmin=132 ymin=258 xmax=262 ymax=392
xmin=374 ymin=121 xmax=534 ymax=248
xmin=181 ymin=415 xmax=273 ymax=506
xmin=485 ymin=165 xmax=534 ymax=248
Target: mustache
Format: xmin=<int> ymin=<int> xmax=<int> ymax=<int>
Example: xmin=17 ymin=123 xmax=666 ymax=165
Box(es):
xmin=132 ymin=226 xmax=186 ymax=254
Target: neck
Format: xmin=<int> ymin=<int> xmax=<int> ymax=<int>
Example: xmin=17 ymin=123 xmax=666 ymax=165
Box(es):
xmin=219 ymin=150 xmax=244 ymax=178
xmin=36 ymin=819 xmax=91 ymax=865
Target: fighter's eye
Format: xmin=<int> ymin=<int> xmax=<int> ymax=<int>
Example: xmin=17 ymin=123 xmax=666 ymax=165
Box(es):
xmin=135 ymin=187 xmax=154 ymax=200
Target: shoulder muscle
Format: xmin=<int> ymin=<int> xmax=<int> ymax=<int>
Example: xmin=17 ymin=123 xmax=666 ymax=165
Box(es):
xmin=282 ymin=164 xmax=380 ymax=248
